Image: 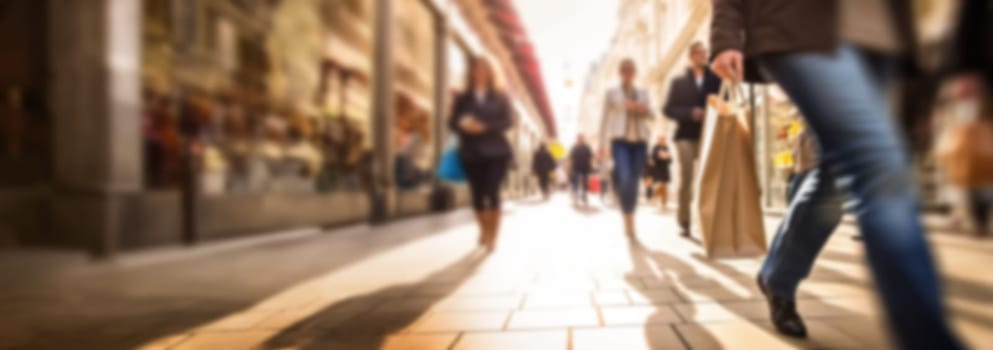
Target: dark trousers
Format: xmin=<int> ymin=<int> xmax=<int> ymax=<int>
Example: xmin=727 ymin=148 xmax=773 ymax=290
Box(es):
xmin=463 ymin=156 xmax=509 ymax=211
xmin=972 ymin=188 xmax=993 ymax=232
xmin=572 ymin=170 xmax=590 ymax=201
xmin=536 ymin=173 xmax=551 ymax=196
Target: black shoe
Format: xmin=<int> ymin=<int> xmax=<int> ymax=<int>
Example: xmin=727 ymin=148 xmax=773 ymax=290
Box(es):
xmin=679 ymin=225 xmax=691 ymax=237
xmin=757 ymin=276 xmax=808 ymax=338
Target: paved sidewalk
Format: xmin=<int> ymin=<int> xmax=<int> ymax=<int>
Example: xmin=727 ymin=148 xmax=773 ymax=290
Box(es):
xmin=2 ymin=195 xmax=992 ymax=349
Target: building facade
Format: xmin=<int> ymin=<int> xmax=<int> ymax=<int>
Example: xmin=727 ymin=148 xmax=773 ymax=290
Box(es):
xmin=0 ymin=0 xmax=554 ymax=256
xmin=578 ymin=0 xmax=711 ymax=148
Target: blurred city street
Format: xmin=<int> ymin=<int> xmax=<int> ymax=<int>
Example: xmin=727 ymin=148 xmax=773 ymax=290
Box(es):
xmin=3 ymin=195 xmax=992 ymax=350
xmin=1 ymin=0 xmax=991 ymax=349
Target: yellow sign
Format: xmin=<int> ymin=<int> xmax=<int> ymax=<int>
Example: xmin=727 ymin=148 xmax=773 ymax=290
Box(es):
xmin=787 ymin=121 xmax=804 ymax=139
xmin=548 ymin=142 xmax=566 ymax=159
xmin=774 ymin=151 xmax=795 ymax=168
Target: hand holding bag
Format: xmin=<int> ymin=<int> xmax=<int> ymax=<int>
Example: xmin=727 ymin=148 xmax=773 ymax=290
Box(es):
xmin=691 ymin=82 xmax=768 ymax=258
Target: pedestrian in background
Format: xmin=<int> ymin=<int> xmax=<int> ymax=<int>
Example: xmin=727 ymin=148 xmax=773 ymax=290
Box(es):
xmin=663 ymin=41 xmax=722 ymax=236
xmin=941 ymin=78 xmax=993 ymax=238
xmin=947 ymin=0 xmax=993 ymax=239
xmin=642 ymin=169 xmax=654 ymax=203
xmin=598 ymin=58 xmax=657 ymax=243
xmin=532 ymin=142 xmax=556 ymax=200
xmin=597 ymin=153 xmax=613 ymax=203
xmin=710 ymin=0 xmax=962 ymax=348
xmin=569 ymin=134 xmax=594 ymax=205
xmin=648 ymin=135 xmax=673 ymax=211
xmin=449 ymin=56 xmax=514 ymax=253
xmin=786 ymin=125 xmax=817 ymax=203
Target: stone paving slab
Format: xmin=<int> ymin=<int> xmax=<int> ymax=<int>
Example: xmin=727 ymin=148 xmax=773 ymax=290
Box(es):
xmin=675 ymin=320 xmax=863 ymax=350
xmin=600 ymin=305 xmax=683 ymax=326
xmin=506 ymin=309 xmax=601 ymax=330
xmin=454 ymin=330 xmax=568 ymax=350
xmin=572 ymin=326 xmax=686 ymax=350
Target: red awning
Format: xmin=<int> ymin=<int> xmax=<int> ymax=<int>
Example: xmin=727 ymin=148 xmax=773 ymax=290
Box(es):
xmin=481 ymin=0 xmax=557 ymax=137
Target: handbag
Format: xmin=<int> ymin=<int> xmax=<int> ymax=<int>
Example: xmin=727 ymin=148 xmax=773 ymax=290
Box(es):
xmin=691 ymin=82 xmax=767 ymax=258
xmin=436 ymin=138 xmax=466 ymax=183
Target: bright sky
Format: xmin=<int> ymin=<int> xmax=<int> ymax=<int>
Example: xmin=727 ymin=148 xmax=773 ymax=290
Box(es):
xmin=514 ymin=0 xmax=620 ymax=142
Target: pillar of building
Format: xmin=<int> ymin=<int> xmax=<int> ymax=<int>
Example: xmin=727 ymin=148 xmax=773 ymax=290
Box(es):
xmin=432 ymin=11 xmax=449 ymax=169
xmin=47 ymin=0 xmax=143 ymax=258
xmin=370 ymin=0 xmax=396 ymax=223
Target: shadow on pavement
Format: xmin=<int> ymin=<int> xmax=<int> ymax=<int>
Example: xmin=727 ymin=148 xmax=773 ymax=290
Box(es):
xmin=0 ymin=212 xmax=475 ymax=350
xmin=627 ymin=244 xmax=857 ymax=349
xmin=262 ymin=251 xmax=487 ymax=350
xmin=626 ymin=244 xmax=715 ymax=349
xmin=820 ymin=248 xmax=993 ymax=337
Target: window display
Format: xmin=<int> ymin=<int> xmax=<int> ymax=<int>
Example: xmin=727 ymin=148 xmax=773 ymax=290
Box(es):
xmin=140 ymin=0 xmax=374 ymax=195
xmin=393 ymin=0 xmax=437 ymax=191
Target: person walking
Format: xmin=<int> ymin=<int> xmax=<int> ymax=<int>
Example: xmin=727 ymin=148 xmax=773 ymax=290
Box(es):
xmin=597 ymin=153 xmax=613 ymax=203
xmin=569 ymin=134 xmax=594 ymax=205
xmin=448 ymin=56 xmax=514 ymax=253
xmin=532 ymin=143 xmax=556 ymax=200
xmin=648 ymin=135 xmax=673 ymax=210
xmin=949 ymin=0 xmax=993 ymax=239
xmin=598 ymin=58 xmax=657 ymax=242
xmin=663 ymin=42 xmax=722 ymax=236
xmin=710 ymin=1 xmax=962 ymax=348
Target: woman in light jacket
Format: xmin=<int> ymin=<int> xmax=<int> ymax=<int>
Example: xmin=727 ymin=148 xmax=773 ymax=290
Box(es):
xmin=598 ymin=58 xmax=657 ymax=242
xmin=448 ymin=56 xmax=514 ymax=252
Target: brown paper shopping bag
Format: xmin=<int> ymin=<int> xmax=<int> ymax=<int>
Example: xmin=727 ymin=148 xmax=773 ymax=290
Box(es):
xmin=691 ymin=82 xmax=767 ymax=259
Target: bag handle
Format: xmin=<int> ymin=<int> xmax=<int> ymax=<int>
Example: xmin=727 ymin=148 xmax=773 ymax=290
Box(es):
xmin=717 ymin=80 xmax=746 ymax=105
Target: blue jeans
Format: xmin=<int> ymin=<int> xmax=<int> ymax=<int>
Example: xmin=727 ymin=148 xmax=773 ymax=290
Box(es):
xmin=757 ymin=45 xmax=961 ymax=349
xmin=786 ymin=170 xmax=811 ymax=204
xmin=611 ymin=140 xmax=647 ymax=214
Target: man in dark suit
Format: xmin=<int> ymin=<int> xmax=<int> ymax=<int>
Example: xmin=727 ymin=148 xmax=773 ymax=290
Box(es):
xmin=663 ymin=41 xmax=721 ymax=235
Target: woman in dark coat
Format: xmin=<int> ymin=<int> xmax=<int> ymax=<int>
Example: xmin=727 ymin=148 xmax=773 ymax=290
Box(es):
xmin=448 ymin=56 xmax=514 ymax=252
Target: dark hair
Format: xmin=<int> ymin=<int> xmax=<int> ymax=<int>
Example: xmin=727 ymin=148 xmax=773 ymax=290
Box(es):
xmin=466 ymin=56 xmax=497 ymax=92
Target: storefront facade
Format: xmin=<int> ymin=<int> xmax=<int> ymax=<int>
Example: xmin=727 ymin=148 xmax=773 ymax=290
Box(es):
xmin=0 ymin=0 xmax=554 ymax=257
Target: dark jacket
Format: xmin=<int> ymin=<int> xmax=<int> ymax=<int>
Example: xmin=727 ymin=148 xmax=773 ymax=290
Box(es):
xmin=664 ymin=68 xmax=721 ymax=141
xmin=448 ymin=90 xmax=514 ymax=160
xmin=710 ymin=0 xmax=918 ymax=82
xmin=569 ymin=143 xmax=594 ymax=173
xmin=951 ymin=0 xmax=993 ymax=75
xmin=532 ymin=147 xmax=556 ymax=175
xmin=649 ymin=144 xmax=672 ymax=182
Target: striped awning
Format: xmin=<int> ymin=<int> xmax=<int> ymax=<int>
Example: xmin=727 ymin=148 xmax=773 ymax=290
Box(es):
xmin=481 ymin=0 xmax=557 ymax=137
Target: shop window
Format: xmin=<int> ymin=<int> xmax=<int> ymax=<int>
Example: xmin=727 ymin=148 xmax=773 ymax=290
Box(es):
xmin=393 ymin=0 xmax=437 ymax=191
xmin=140 ymin=0 xmax=374 ymax=195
